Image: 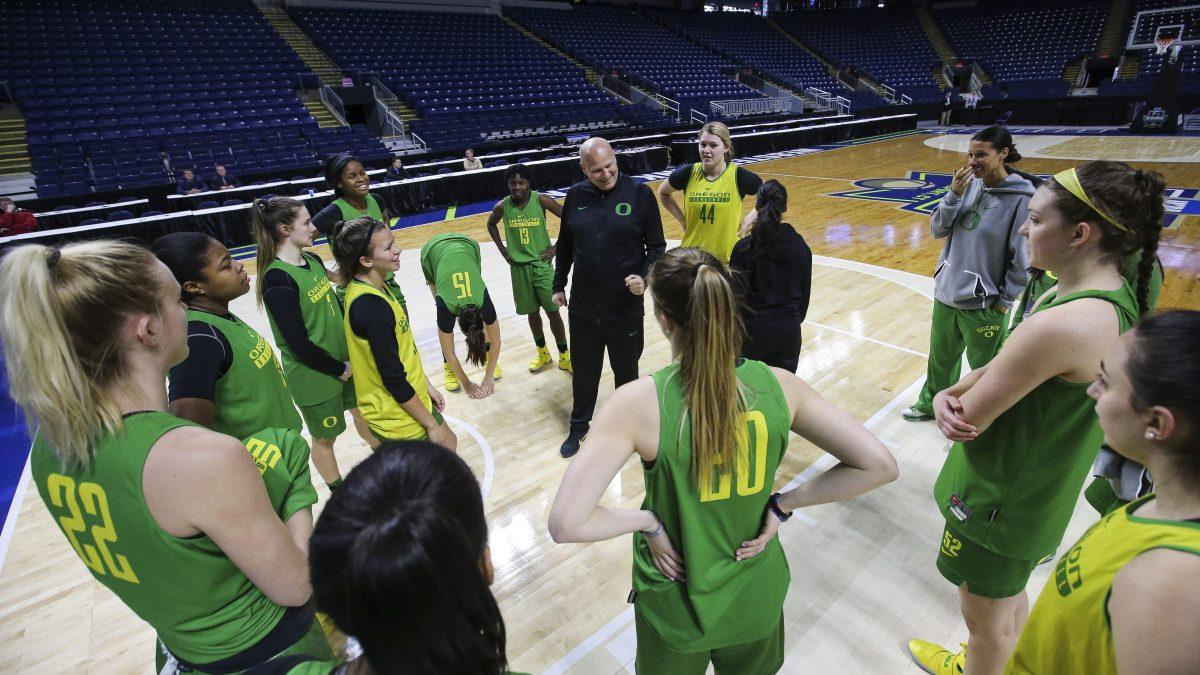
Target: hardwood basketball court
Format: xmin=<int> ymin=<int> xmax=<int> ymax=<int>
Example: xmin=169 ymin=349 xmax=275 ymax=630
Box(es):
xmin=0 ymin=132 xmax=1196 ymax=673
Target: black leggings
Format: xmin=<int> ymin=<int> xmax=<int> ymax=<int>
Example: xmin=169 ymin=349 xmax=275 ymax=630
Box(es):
xmin=568 ymin=312 xmax=644 ymax=434
xmin=743 ymin=315 xmax=803 ymax=373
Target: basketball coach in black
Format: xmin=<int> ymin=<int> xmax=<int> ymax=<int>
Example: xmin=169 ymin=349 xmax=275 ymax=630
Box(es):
xmin=552 ymin=137 xmax=666 ymax=459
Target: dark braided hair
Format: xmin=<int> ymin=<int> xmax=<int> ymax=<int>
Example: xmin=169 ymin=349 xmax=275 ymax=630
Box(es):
xmin=1046 ymin=161 xmax=1165 ymax=313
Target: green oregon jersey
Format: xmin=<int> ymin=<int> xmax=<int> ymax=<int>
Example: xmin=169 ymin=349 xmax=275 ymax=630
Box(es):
xmin=344 ymin=279 xmax=432 ymax=440
xmin=241 ymin=427 xmax=318 ymax=523
xmin=1007 ymin=495 xmax=1200 ymax=674
xmin=1008 ymin=252 xmax=1162 ymax=336
xmin=935 ymin=284 xmax=1138 ymax=560
xmin=187 ymin=310 xmax=302 ymax=440
xmin=263 ymin=252 xmax=347 ymax=407
xmin=332 ymin=194 xmax=384 ymax=223
xmin=330 ymin=195 xmax=406 ymax=308
xmin=30 ymin=412 xmax=286 ymax=665
xmin=502 ymin=191 xmax=552 ymax=264
xmin=680 ymin=163 xmax=746 ymax=263
xmin=419 ymin=233 xmax=486 ymax=315
xmin=635 ymin=360 xmax=792 ymax=651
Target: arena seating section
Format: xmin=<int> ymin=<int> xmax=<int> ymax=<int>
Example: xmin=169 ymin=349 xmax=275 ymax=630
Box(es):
xmin=4 ymin=0 xmax=1198 ymax=202
xmin=290 ymin=7 xmax=625 ymax=149
xmin=773 ymin=10 xmax=942 ymax=103
xmin=506 ymin=6 xmax=764 ymax=119
xmin=0 ymin=0 xmax=389 ymax=198
xmin=935 ymin=0 xmax=1107 ymax=100
xmin=645 ymin=11 xmax=843 ymax=97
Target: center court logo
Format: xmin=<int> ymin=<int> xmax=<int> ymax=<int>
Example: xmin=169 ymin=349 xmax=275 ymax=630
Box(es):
xmin=827 ymin=170 xmax=1197 ymax=228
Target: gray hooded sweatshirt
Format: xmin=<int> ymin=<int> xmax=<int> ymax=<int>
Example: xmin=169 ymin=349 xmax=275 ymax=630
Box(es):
xmin=930 ymin=172 xmax=1035 ymax=310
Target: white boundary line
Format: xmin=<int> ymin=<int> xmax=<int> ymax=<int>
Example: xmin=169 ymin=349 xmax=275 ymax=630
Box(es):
xmin=442 ymin=413 xmax=495 ymax=502
xmin=0 ymin=452 xmax=33 ymax=577
xmin=542 ymin=607 xmax=636 ymax=675
xmin=805 ymin=320 xmax=928 ymax=358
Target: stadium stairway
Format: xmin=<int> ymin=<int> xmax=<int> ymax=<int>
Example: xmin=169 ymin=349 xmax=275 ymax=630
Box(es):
xmin=0 ymin=114 xmax=31 ymax=176
xmin=916 ymin=6 xmax=957 ymax=63
xmin=501 ymin=15 xmax=601 ymax=88
xmin=303 ymin=101 xmax=344 ymax=129
xmin=638 ymin=10 xmax=822 ymax=108
xmin=372 ymin=81 xmax=421 ymax=126
xmin=1095 ymin=0 xmax=1133 ymax=58
xmin=258 ymin=5 xmax=343 ymax=87
xmin=764 ymin=19 xmax=845 ymax=91
xmin=916 ymin=5 xmax=957 ymax=90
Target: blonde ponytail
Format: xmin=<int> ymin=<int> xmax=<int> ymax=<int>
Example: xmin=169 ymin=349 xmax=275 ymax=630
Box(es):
xmin=0 ymin=241 xmax=161 ymax=466
xmin=650 ymin=247 xmax=746 ymax=487
xmin=250 ymin=196 xmax=304 ymax=307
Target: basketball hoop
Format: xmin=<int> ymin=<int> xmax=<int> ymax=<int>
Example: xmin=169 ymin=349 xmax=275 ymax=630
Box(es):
xmin=1155 ymin=36 xmax=1178 ymax=55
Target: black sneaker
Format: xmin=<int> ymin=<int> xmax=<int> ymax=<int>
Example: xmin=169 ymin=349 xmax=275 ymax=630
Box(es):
xmin=559 ymin=430 xmax=585 ymax=459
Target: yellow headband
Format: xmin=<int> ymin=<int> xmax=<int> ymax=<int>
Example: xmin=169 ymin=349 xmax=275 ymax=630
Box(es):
xmin=1053 ymin=168 xmax=1128 ymax=233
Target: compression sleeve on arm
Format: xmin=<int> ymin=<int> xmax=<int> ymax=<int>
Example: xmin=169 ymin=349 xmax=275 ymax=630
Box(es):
xmin=168 ymin=321 xmax=230 ymax=402
xmin=262 ymin=269 xmax=346 ymax=378
xmin=349 ymin=295 xmax=416 ymax=403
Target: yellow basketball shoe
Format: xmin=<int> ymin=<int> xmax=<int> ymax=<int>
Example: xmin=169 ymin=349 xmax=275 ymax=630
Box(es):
xmin=443 ymin=364 xmax=461 ymax=392
xmin=907 ymin=640 xmax=966 ymax=675
xmin=529 ymin=347 xmax=553 ymax=373
xmin=558 ymin=350 xmax=573 ymax=374
xmin=488 ymin=361 xmax=503 ymax=380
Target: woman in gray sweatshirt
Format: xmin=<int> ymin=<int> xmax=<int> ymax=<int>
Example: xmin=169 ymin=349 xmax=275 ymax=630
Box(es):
xmin=904 ymin=126 xmax=1035 ymax=421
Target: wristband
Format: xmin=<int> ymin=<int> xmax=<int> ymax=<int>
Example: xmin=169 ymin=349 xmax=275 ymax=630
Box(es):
xmin=642 ymin=512 xmax=665 ymax=537
xmin=768 ymin=493 xmax=792 ymax=523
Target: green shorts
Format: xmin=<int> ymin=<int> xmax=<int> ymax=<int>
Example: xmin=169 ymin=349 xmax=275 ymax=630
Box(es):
xmin=510 ymin=260 xmax=558 ymax=315
xmin=297 ymin=380 xmax=356 ymax=440
xmin=937 ymin=521 xmax=1039 ymax=599
xmin=154 ymin=607 xmax=332 ymax=673
xmin=634 ymin=608 xmax=784 ymax=675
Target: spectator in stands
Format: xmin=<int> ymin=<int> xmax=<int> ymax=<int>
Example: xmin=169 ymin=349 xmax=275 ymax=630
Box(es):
xmin=385 ymin=156 xmax=409 ymax=182
xmin=940 ymin=90 xmax=954 ymax=126
xmin=0 ymin=197 xmax=36 ymax=237
xmin=207 ymin=164 xmax=241 ymax=191
xmin=463 ymin=148 xmax=483 ymax=171
xmin=176 ymin=168 xmax=207 ymax=195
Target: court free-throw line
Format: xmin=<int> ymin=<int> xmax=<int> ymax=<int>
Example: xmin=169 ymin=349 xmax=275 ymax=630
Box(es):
xmin=442 ymin=414 xmax=495 ymax=501
xmin=756 ymin=171 xmax=854 ymax=183
xmin=805 ymin=320 xmax=928 ymax=358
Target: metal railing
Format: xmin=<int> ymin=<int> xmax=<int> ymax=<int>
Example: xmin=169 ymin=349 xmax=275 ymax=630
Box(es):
xmin=804 ymin=88 xmax=851 ymax=115
xmin=875 ymin=83 xmax=914 ymax=106
xmin=709 ymin=96 xmax=790 ymax=119
xmin=656 ymin=94 xmax=681 ymax=121
xmin=410 ymin=131 xmax=428 ymax=152
xmin=319 ymin=85 xmax=348 ymax=126
xmin=597 ymin=74 xmax=633 ymax=104
xmin=376 ymin=99 xmax=407 ymax=138
xmin=690 ymin=109 xmax=708 ymax=124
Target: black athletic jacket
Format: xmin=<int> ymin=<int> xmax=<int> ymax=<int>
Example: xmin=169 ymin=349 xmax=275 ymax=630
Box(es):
xmin=553 ymin=174 xmax=666 ymax=321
